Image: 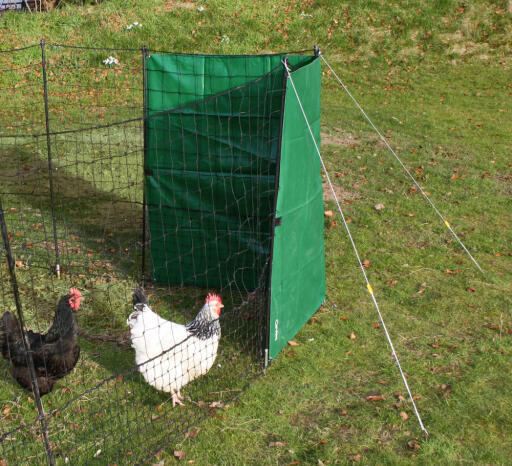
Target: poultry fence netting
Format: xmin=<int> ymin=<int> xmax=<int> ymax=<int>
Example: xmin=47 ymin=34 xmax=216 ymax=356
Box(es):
xmin=0 ymin=43 xmax=277 ymax=464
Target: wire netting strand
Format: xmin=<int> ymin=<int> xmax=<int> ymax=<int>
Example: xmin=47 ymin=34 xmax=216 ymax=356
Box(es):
xmin=0 ymin=43 xmax=296 ymax=464
xmin=319 ymin=55 xmax=483 ymax=274
xmin=0 ymin=199 xmax=55 ymax=465
xmin=282 ymin=59 xmax=429 ymax=436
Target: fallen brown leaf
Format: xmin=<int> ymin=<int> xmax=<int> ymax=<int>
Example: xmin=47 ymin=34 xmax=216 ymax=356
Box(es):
xmin=407 ymin=439 xmax=420 ymax=451
xmin=269 ymin=441 xmax=286 ymax=447
xmin=288 ymin=340 xmax=299 ymax=347
xmin=387 ymin=280 xmax=398 ymax=285
xmin=324 ymin=210 xmax=333 ymax=217
xmin=362 ymin=259 xmax=370 ymax=268
xmin=374 ymin=203 xmax=385 ymax=211
xmin=467 ymin=286 xmax=476 ymax=292
xmin=366 ymin=394 xmax=386 ymax=402
xmin=209 ymin=401 xmax=228 ymax=409
xmin=185 ymin=428 xmax=200 ymax=438
xmin=399 ymin=411 xmax=409 ymax=421
xmin=349 ymin=332 xmax=356 ymax=340
xmin=174 ymin=450 xmax=186 ymax=460
xmin=349 ymin=454 xmax=362 ymax=462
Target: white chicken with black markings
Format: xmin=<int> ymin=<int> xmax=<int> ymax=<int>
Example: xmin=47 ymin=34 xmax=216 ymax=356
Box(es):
xmin=127 ymin=288 xmax=223 ymax=407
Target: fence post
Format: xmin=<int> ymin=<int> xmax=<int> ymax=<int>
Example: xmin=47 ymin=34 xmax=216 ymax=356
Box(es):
xmin=40 ymin=39 xmax=61 ymax=279
xmin=141 ymin=45 xmax=148 ymax=286
xmin=263 ymin=58 xmax=289 ymax=369
xmin=0 ymin=198 xmax=55 ymax=466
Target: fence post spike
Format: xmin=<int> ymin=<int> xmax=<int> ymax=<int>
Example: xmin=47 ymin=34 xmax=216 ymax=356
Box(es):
xmin=0 ymin=198 xmax=55 ymax=465
xmin=40 ymin=38 xmax=61 ymax=279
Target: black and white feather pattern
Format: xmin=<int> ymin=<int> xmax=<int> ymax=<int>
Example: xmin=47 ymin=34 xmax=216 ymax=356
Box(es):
xmin=127 ymin=289 xmax=221 ymax=397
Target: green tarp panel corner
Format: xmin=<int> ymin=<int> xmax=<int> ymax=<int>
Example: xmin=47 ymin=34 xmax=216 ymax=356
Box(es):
xmin=268 ymin=56 xmax=325 ymax=361
xmin=144 ymin=53 xmax=325 ymax=360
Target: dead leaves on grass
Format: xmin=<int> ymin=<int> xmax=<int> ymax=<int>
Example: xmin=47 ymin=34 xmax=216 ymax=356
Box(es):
xmin=173 ymin=450 xmax=186 ymax=460
xmin=399 ymin=411 xmax=409 ymax=421
xmin=407 ymin=439 xmax=420 ymax=451
xmin=366 ymin=394 xmax=386 ymax=402
xmin=269 ymin=441 xmax=286 ymax=447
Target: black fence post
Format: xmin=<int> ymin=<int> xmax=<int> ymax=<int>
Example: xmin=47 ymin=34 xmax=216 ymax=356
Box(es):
xmin=40 ymin=39 xmax=61 ymax=279
xmin=263 ymin=58 xmax=290 ymax=370
xmin=141 ymin=45 xmax=148 ymax=286
xmin=0 ymin=198 xmax=55 ymax=466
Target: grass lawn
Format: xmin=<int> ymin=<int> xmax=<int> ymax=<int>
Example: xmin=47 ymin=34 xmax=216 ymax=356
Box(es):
xmin=0 ymin=0 xmax=511 ymax=464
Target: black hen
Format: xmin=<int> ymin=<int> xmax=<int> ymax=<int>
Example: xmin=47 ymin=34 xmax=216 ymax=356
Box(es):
xmin=0 ymin=288 xmax=82 ymax=395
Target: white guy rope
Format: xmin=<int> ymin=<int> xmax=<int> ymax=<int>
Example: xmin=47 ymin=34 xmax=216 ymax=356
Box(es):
xmin=282 ymin=59 xmax=429 ymax=436
xmin=320 ymin=54 xmax=483 ymax=274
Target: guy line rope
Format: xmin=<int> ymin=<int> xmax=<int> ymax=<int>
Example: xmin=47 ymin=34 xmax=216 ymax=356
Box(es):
xmin=282 ymin=58 xmax=429 ymax=436
xmin=320 ymin=54 xmax=483 ymax=274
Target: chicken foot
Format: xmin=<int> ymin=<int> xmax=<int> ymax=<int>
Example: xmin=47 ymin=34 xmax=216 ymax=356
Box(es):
xmin=171 ymin=389 xmax=184 ymax=407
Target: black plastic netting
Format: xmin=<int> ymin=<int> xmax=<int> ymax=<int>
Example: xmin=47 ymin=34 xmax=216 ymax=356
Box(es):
xmin=0 ymin=43 xmax=289 ymax=464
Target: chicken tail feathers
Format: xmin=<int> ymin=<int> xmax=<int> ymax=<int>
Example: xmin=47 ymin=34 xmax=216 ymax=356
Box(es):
xmin=132 ymin=288 xmax=149 ymax=306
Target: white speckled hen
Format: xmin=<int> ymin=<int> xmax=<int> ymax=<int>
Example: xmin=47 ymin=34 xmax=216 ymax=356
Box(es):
xmin=127 ymin=288 xmax=222 ymax=407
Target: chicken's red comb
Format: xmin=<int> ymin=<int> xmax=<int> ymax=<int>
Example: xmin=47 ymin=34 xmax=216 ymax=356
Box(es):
xmin=69 ymin=287 xmax=81 ymax=297
xmin=206 ymin=292 xmax=222 ymax=304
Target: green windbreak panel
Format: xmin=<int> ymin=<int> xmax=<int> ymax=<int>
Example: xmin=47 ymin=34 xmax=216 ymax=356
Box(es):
xmin=269 ymin=57 xmax=325 ymax=360
xmin=147 ymin=54 xmax=286 ymax=111
xmin=145 ymin=55 xmax=308 ymax=290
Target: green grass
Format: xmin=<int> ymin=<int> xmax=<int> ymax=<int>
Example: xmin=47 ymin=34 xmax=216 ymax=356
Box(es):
xmin=1 ymin=0 xmax=511 ymax=464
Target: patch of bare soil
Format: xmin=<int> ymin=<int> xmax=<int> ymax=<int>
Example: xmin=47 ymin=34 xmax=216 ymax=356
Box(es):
xmin=323 ymin=182 xmax=358 ymax=202
xmin=163 ymin=1 xmax=196 ymax=11
xmin=365 ymin=134 xmax=388 ymax=147
xmin=494 ymin=173 xmax=512 ymax=195
xmin=321 ymin=131 xmax=360 ymax=147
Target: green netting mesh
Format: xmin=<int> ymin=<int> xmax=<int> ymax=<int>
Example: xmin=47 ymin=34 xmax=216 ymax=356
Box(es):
xmin=145 ymin=53 xmax=325 ymax=358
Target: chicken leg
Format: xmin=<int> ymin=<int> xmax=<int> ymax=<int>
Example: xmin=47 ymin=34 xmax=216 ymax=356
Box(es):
xmin=171 ymin=389 xmax=185 ymax=407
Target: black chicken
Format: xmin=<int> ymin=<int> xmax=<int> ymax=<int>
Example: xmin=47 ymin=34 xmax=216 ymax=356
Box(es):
xmin=0 ymin=288 xmax=82 ymax=395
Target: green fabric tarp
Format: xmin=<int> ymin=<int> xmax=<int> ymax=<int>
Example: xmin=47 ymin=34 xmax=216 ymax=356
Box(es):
xmin=268 ymin=57 xmax=325 ymax=360
xmin=145 ymin=53 xmax=325 ymax=360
